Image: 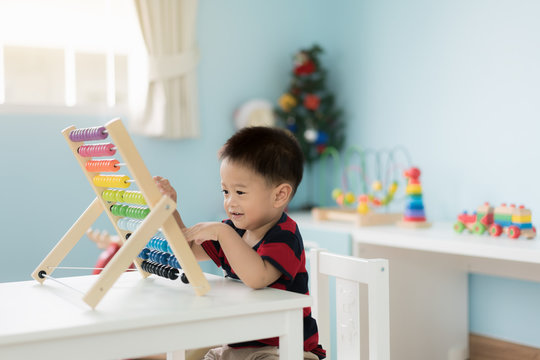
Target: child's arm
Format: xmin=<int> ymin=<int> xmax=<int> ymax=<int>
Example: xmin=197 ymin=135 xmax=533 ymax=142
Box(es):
xmin=184 ymin=222 xmax=282 ymax=289
xmin=154 ymin=176 xmax=211 ymax=261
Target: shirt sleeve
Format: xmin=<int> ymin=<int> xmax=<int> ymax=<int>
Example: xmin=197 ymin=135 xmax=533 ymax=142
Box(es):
xmin=257 ymin=230 xmax=302 ymax=282
xmin=201 ymin=240 xmax=222 ymax=267
xmin=199 ymin=220 xmax=239 ymax=268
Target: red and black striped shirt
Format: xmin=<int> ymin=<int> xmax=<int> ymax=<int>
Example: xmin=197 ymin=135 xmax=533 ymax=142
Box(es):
xmin=201 ymin=212 xmax=325 ymax=359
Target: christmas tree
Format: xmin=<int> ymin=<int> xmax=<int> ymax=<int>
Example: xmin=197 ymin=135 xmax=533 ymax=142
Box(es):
xmin=275 ymin=44 xmax=345 ymax=165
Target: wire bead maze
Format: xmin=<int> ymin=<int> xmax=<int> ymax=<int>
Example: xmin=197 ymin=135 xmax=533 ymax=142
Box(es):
xmin=32 ymin=118 xmax=210 ymax=308
xmin=312 ymin=145 xmax=413 ymax=226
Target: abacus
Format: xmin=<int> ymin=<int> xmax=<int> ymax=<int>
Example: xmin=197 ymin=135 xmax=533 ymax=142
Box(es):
xmin=31 ymin=118 xmax=210 ymax=308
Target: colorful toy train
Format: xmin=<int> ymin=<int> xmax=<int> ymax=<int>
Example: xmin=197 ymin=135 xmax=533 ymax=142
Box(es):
xmin=454 ymin=202 xmax=536 ymax=239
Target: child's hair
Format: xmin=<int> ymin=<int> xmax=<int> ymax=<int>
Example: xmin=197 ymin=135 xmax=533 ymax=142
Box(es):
xmin=219 ymin=126 xmax=304 ymax=196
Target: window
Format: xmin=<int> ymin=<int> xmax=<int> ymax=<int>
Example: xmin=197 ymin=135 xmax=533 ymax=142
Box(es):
xmin=0 ymin=0 xmax=144 ymax=112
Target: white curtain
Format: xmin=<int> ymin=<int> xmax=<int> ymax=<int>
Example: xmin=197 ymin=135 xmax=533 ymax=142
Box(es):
xmin=132 ymin=0 xmax=200 ymax=138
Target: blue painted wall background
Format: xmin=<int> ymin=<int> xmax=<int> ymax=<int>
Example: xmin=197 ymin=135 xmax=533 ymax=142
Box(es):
xmin=1 ymin=0 xmax=539 ymax=349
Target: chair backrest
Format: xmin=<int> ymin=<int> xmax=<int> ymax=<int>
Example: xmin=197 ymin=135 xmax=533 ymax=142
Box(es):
xmin=309 ymin=249 xmax=390 ymax=360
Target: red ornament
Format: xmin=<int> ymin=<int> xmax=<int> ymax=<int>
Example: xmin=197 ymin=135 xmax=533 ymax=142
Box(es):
xmin=316 ymin=144 xmax=327 ymax=154
xmin=304 ymin=94 xmax=320 ymax=110
xmin=294 ymin=59 xmax=316 ymax=75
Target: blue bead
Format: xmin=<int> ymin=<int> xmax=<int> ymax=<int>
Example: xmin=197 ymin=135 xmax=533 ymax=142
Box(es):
xmin=138 ymin=247 xmax=149 ymax=260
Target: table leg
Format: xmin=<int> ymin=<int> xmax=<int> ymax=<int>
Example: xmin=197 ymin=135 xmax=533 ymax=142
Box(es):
xmin=279 ymin=309 xmax=304 ymax=359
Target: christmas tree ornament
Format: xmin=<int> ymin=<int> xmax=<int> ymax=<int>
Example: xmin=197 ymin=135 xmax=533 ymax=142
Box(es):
xmin=304 ymin=94 xmax=320 ymax=110
xmin=304 ymin=128 xmax=318 ymax=143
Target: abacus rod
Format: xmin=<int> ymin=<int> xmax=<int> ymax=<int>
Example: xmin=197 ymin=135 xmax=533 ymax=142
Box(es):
xmin=46 ymin=266 xmax=138 ymax=271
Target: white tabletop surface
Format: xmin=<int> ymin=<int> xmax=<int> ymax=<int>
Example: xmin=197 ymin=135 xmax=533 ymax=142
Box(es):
xmin=0 ymin=271 xmax=311 ymax=356
xmin=291 ymin=211 xmax=540 ymax=264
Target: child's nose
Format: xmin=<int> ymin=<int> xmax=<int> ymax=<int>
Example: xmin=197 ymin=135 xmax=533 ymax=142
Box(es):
xmin=224 ymin=195 xmax=235 ymax=207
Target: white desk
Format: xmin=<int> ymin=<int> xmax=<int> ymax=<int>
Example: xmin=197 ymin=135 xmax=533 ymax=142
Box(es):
xmin=0 ymin=272 xmax=310 ymax=360
xmin=293 ymin=212 xmax=540 ymax=360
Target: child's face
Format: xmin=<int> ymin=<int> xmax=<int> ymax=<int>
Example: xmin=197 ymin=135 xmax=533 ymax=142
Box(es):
xmin=220 ymin=158 xmax=279 ymax=231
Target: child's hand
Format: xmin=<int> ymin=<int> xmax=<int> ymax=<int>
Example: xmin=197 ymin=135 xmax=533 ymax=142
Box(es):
xmin=184 ymin=222 xmax=224 ymax=245
xmin=154 ymin=176 xmax=178 ymax=203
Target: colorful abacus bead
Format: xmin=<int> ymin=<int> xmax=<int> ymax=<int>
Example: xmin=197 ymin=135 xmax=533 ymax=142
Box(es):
xmin=148 ymin=249 xmax=171 ymax=266
xmin=122 ymin=191 xmax=147 ymax=205
xmin=168 ymin=255 xmax=181 ymax=269
xmin=110 ymin=204 xmax=128 ymax=217
xmin=138 ymin=247 xmax=150 ymax=260
xmin=102 ymin=189 xmax=126 ymax=203
xmin=78 ymin=143 xmax=116 ymax=157
xmin=69 ymin=126 xmax=108 ymax=142
xmin=85 ymin=159 xmax=120 ymax=173
xmin=126 ymin=206 xmax=150 ymax=219
xmin=110 ymin=204 xmax=150 ymax=219
xmin=148 ymin=236 xmax=169 ymax=252
xmin=93 ymin=175 xmax=130 ymax=188
xmin=117 ymin=218 xmax=143 ymax=232
xmin=141 ymin=260 xmax=179 ymax=280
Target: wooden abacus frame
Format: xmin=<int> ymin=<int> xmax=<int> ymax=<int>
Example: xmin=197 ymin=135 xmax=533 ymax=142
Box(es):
xmin=32 ymin=118 xmax=210 ymax=308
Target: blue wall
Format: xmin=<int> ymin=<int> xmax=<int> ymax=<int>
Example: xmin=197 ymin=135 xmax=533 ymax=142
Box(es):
xmin=320 ymin=0 xmax=540 ymax=348
xmin=1 ymin=0 xmax=539 ymax=349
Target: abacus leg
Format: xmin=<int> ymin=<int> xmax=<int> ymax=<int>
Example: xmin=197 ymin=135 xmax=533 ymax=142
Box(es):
xmin=31 ymin=197 xmax=103 ymax=283
xmin=83 ymin=195 xmax=176 ymax=308
xmin=161 ymin=218 xmax=211 ymax=296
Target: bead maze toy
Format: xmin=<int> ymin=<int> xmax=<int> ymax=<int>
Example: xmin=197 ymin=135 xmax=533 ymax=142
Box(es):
xmin=454 ymin=202 xmax=536 ymax=239
xmin=396 ymin=167 xmax=431 ymax=228
xmin=312 ymin=145 xmax=411 ymax=226
xmin=32 ymin=118 xmax=210 ymax=308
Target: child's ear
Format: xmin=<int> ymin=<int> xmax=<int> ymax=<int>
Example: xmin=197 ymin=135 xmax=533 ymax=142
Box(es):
xmin=273 ymin=183 xmax=293 ymax=207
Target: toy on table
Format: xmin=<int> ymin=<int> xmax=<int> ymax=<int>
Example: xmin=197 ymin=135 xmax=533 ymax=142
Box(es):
xmin=397 ymin=167 xmax=431 ymax=228
xmin=32 ymin=118 xmax=210 ymax=308
xmin=87 ymin=228 xmax=121 ymax=275
xmin=454 ymin=202 xmax=536 ymax=239
xmin=312 ymin=145 xmax=411 ymax=226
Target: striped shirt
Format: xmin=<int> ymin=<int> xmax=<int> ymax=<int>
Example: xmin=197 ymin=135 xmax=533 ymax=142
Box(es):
xmin=201 ymin=212 xmax=325 ymax=359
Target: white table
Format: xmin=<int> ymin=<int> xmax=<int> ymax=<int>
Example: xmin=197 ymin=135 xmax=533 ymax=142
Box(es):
xmin=293 ymin=212 xmax=540 ymax=360
xmin=0 ymin=272 xmax=311 ymax=360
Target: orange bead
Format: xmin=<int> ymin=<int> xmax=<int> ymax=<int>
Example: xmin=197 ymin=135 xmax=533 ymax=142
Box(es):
xmin=85 ymin=159 xmax=120 ymax=173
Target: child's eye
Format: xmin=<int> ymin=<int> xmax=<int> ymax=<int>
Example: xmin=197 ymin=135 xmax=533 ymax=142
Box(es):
xmin=236 ymin=191 xmax=245 ymax=195
xmin=222 ymin=189 xmax=229 ymax=195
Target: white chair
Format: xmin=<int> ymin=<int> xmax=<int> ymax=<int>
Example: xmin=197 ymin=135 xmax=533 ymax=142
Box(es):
xmin=309 ymin=249 xmax=390 ymax=360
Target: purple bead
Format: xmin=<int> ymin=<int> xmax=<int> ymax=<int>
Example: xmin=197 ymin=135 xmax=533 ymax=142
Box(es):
xmin=69 ymin=126 xmax=108 ymax=142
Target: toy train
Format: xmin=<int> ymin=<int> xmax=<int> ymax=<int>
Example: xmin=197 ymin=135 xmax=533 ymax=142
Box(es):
xmin=454 ymin=202 xmax=536 ymax=239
